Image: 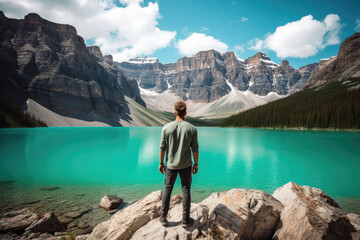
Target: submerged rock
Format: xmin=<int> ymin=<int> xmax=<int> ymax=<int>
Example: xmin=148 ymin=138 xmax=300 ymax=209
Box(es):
xmin=25 ymin=212 xmax=64 ymax=233
xmin=40 ymin=186 xmax=59 ymax=191
xmin=272 ymin=182 xmax=356 ymax=240
xmin=0 ymin=208 xmax=40 ymax=233
xmin=87 ymin=190 xmax=162 ymax=240
xmin=0 ymin=180 xmax=15 ymax=185
xmin=65 ymin=211 xmax=82 ymax=219
xmin=99 ymin=195 xmax=123 ymax=211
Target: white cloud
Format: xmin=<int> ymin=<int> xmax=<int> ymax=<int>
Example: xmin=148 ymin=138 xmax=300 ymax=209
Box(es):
xmin=201 ymin=27 xmax=209 ymax=32
xmin=176 ymin=33 xmax=228 ymax=56
xmin=248 ymin=38 xmax=264 ymax=50
xmin=356 ymin=19 xmax=360 ymax=32
xmin=0 ymin=0 xmax=176 ymax=62
xmin=234 ymin=44 xmax=245 ymax=52
xmin=249 ymin=14 xmax=342 ymax=58
xmin=240 ymin=17 xmax=248 ymax=22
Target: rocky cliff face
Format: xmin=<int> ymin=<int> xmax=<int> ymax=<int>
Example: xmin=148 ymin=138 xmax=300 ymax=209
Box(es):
xmin=0 ymin=12 xmax=144 ymax=123
xmin=118 ymin=50 xmax=316 ymax=102
xmin=305 ymin=32 xmax=360 ymax=88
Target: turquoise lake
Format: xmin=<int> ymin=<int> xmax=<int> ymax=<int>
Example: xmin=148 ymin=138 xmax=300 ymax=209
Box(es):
xmin=0 ymin=127 xmax=360 ymax=226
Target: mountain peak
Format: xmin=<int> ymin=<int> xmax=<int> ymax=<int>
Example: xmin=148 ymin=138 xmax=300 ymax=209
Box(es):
xmin=280 ymin=60 xmax=289 ymax=67
xmin=87 ymin=46 xmax=103 ymax=60
xmin=257 ymin=51 xmax=270 ymax=60
xmin=24 ymin=12 xmax=77 ymax=35
xmin=194 ymin=49 xmax=223 ymax=60
xmin=246 ymin=51 xmax=278 ymax=67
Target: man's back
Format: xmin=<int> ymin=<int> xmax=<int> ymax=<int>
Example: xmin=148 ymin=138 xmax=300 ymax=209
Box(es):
xmin=160 ymin=121 xmax=198 ymax=170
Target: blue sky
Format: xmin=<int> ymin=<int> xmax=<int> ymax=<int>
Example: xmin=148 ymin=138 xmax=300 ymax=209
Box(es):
xmin=1 ymin=0 xmax=359 ymax=68
xmin=154 ymin=0 xmax=360 ymax=68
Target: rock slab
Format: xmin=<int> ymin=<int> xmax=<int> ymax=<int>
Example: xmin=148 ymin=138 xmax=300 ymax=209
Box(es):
xmin=272 ymin=182 xmax=356 ymax=240
xmin=25 ymin=212 xmax=64 ymax=233
xmin=0 ymin=208 xmax=40 ymax=233
xmin=202 ymin=188 xmax=284 ymax=240
xmin=130 ymin=195 xmax=209 ymax=240
xmin=87 ymin=190 xmax=162 ymax=240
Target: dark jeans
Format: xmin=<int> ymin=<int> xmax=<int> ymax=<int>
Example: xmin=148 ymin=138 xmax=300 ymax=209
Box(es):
xmin=161 ymin=166 xmax=192 ymax=220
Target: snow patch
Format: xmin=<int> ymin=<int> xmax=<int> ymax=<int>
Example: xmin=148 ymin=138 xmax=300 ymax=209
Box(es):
xmin=225 ymin=78 xmax=237 ymax=96
xmin=261 ymin=59 xmax=279 ymax=67
xmin=165 ymin=70 xmax=176 ymax=75
xmin=235 ymin=55 xmax=245 ymax=62
xmin=139 ymin=86 xmax=159 ymax=96
xmin=166 ymin=79 xmax=172 ymax=89
xmin=125 ymin=57 xmax=158 ymax=64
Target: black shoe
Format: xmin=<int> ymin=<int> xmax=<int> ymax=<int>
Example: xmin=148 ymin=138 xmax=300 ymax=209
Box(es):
xmin=182 ymin=217 xmax=194 ymax=228
xmin=160 ymin=216 xmax=168 ymax=227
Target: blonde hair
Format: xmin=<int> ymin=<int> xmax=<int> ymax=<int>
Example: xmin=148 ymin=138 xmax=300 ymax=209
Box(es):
xmin=174 ymin=101 xmax=186 ymax=117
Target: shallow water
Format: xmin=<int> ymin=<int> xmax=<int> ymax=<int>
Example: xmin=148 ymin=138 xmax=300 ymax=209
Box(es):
xmin=0 ymin=127 xmax=359 ymax=228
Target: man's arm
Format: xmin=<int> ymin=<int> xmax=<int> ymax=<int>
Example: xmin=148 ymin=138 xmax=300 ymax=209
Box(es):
xmin=192 ymin=152 xmax=199 ymax=174
xmin=159 ymin=151 xmax=165 ymax=174
xmin=191 ymin=129 xmax=199 ymax=174
xmin=159 ymin=128 xmax=166 ymax=174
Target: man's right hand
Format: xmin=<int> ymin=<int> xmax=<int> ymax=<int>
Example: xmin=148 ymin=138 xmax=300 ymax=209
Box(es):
xmin=192 ymin=165 xmax=198 ymax=174
xmin=159 ymin=163 xmax=165 ymax=174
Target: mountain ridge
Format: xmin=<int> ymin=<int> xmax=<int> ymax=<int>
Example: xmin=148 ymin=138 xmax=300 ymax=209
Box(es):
xmin=117 ymin=49 xmax=318 ymax=103
xmin=222 ymin=32 xmax=360 ymax=129
xmin=0 ymin=11 xmax=145 ymax=126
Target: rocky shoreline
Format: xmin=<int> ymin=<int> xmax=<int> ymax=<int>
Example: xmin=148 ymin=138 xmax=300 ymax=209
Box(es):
xmin=0 ymin=182 xmax=359 ymax=240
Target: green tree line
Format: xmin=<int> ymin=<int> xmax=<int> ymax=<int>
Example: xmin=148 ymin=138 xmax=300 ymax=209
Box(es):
xmin=0 ymin=97 xmax=47 ymax=128
xmin=222 ymin=77 xmax=360 ymax=129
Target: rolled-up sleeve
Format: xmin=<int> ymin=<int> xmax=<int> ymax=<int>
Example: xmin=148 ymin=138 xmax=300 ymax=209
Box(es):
xmin=160 ymin=128 xmax=167 ymax=152
xmin=190 ymin=129 xmax=199 ymax=153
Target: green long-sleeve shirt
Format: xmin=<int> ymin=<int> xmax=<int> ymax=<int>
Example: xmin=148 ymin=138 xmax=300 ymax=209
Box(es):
xmin=160 ymin=120 xmax=199 ymax=170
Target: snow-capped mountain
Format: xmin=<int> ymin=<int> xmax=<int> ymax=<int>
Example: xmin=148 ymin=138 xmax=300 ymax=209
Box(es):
xmin=117 ymin=50 xmax=317 ymax=103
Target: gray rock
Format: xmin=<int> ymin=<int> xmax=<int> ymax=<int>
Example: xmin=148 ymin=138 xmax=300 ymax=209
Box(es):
xmin=131 ymin=195 xmax=208 ymax=240
xmin=118 ymin=49 xmax=316 ymax=102
xmin=99 ymin=195 xmax=123 ymax=211
xmin=76 ymin=234 xmax=90 ymax=240
xmin=305 ymin=32 xmax=360 ymax=88
xmin=201 ymin=188 xmax=283 ymax=240
xmin=0 ymin=208 xmax=40 ymax=233
xmin=40 ymin=186 xmax=59 ymax=191
xmin=87 ymin=190 xmax=162 ymax=240
xmin=104 ymin=55 xmax=113 ymax=65
xmin=87 ymin=46 xmax=103 ymax=60
xmin=25 ymin=212 xmax=64 ymax=233
xmin=272 ymin=182 xmax=356 ymax=240
xmin=348 ymin=213 xmax=360 ymax=231
xmin=0 ymin=11 xmax=145 ymax=126
xmin=65 ymin=211 xmax=82 ymax=219
xmin=80 ymin=207 xmax=92 ymax=215
xmin=73 ymin=227 xmax=92 ymax=235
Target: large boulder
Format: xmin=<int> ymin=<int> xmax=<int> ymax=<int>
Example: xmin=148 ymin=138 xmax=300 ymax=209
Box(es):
xmin=272 ymin=182 xmax=356 ymax=240
xmin=0 ymin=208 xmax=40 ymax=233
xmin=347 ymin=213 xmax=360 ymax=240
xmin=99 ymin=195 xmax=123 ymax=211
xmin=25 ymin=212 xmax=64 ymax=233
xmin=201 ymin=188 xmax=283 ymax=239
xmin=87 ymin=190 xmax=162 ymax=240
xmin=130 ymin=195 xmax=209 ymax=240
xmin=347 ymin=213 xmax=360 ymax=231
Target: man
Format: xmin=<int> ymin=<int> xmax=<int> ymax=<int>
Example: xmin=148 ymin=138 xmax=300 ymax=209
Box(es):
xmin=159 ymin=100 xmax=199 ymax=228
